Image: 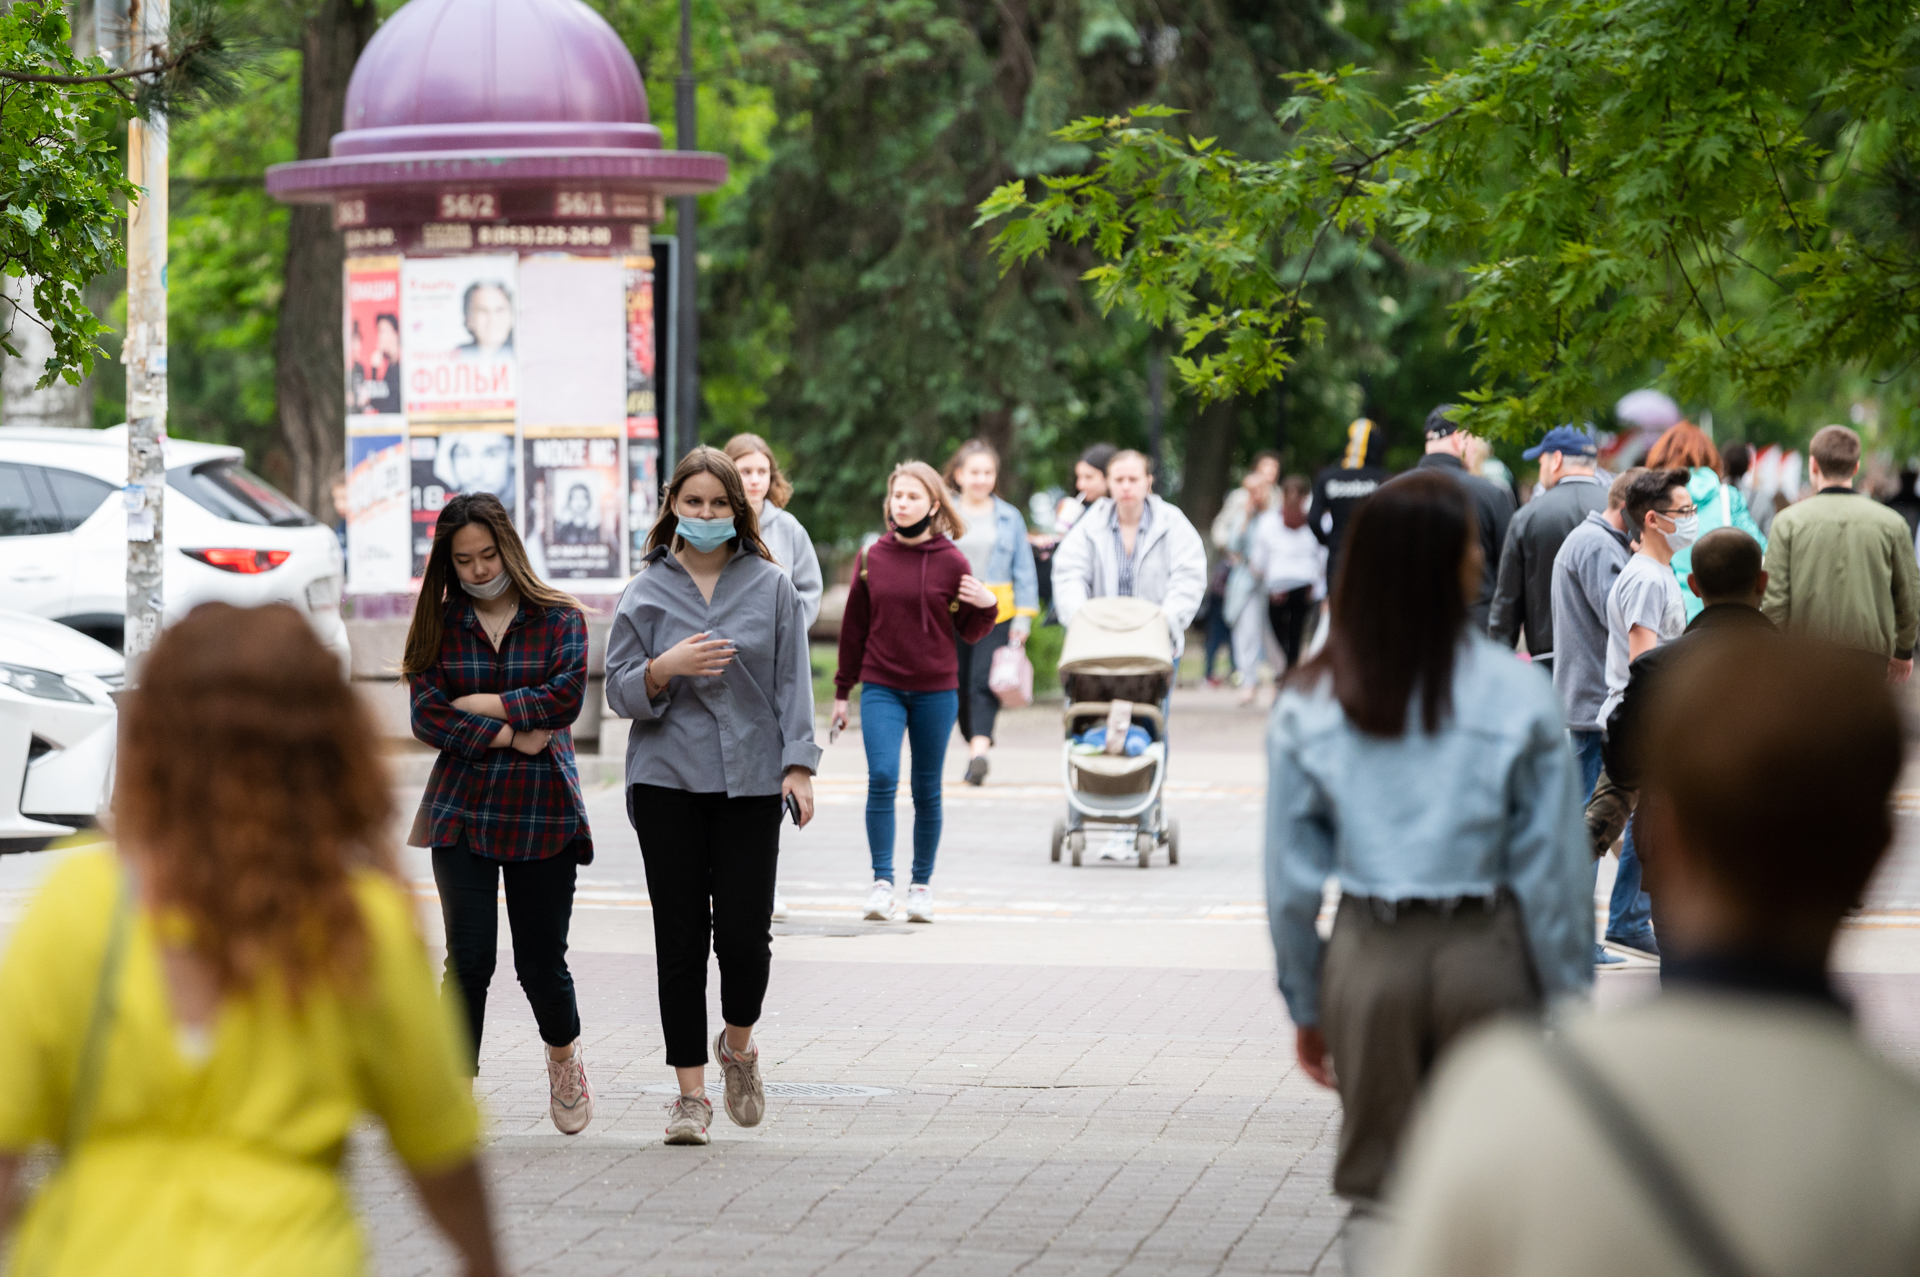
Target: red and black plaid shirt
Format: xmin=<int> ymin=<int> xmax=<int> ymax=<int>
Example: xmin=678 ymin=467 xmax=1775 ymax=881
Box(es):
xmin=410 ymin=599 xmax=592 ymax=862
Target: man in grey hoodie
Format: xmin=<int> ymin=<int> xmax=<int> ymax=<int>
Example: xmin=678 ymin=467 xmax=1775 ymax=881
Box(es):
xmin=1549 ymin=467 xmax=1641 ymax=965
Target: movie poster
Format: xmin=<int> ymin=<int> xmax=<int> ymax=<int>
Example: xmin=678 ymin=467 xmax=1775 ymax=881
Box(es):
xmin=401 ymin=255 xmax=518 ymax=422
xmin=345 ymin=432 xmax=409 ymax=593
xmin=409 ymin=424 xmax=518 ymax=579
xmin=345 ymin=257 xmax=404 ymax=424
xmin=625 ymin=251 xmax=660 ymax=564
xmin=524 ymin=432 xmax=622 ymax=581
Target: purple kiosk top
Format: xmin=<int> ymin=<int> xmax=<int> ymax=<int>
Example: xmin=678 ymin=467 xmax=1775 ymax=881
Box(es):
xmin=266 ymin=0 xmax=726 ymax=254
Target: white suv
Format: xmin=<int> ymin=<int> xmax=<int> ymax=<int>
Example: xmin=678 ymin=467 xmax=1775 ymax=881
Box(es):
xmin=0 ymin=426 xmax=349 ymax=665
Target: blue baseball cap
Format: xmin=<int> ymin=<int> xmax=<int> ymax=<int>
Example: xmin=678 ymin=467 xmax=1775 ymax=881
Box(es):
xmin=1522 ymin=425 xmax=1599 ymax=460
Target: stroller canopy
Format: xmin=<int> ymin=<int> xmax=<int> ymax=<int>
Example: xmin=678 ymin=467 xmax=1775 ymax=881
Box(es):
xmin=1059 ymin=597 xmax=1174 ymax=677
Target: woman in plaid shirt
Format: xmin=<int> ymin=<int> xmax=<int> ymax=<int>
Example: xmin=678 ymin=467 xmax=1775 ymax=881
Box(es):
xmin=402 ymin=493 xmax=594 ymax=1136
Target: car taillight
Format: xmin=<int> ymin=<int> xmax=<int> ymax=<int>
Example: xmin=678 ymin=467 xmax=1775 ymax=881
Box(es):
xmin=185 ymin=548 xmax=291 ymax=574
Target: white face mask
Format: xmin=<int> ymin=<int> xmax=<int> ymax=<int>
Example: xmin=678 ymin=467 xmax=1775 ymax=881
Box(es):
xmin=1660 ymin=513 xmax=1700 ymax=552
xmin=460 ymin=569 xmax=512 ymax=600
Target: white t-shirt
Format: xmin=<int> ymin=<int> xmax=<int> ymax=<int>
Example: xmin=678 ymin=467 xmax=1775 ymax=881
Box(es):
xmin=1599 ymin=553 xmax=1686 ymax=727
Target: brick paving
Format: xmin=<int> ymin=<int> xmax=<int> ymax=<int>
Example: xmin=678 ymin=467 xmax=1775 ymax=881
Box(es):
xmin=353 ymin=956 xmax=1350 ymax=1276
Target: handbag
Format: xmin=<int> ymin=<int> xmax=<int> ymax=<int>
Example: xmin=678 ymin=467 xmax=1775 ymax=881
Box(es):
xmin=988 ymin=643 xmax=1034 ymax=709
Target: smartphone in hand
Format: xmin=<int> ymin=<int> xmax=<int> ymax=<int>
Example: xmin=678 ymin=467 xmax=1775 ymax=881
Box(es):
xmin=784 ymin=792 xmax=803 ymax=826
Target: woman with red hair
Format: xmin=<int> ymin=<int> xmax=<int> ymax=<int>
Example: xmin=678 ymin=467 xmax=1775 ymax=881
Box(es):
xmin=1644 ymin=421 xmax=1766 ymax=620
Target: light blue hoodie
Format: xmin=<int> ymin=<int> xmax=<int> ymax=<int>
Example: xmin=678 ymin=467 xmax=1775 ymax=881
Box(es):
xmin=1265 ymin=634 xmax=1593 ymax=1028
xmin=1671 ymin=466 xmax=1766 ymax=621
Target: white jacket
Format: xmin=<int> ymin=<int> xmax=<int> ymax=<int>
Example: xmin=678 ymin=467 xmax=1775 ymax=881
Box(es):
xmin=1052 ymin=495 xmax=1209 ymax=653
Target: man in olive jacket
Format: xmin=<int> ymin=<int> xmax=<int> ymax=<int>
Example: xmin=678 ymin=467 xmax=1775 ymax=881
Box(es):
xmin=1760 ymin=425 xmax=1920 ymax=683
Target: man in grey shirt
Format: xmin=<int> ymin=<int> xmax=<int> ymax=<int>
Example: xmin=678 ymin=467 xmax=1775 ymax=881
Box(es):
xmin=1549 ymin=467 xmax=1637 ymax=966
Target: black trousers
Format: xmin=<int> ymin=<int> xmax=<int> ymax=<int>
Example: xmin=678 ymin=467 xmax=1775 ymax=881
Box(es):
xmin=629 ymin=784 xmax=783 ymax=1067
xmin=432 ymin=836 xmax=582 ymax=1075
xmin=1268 ymin=587 xmax=1315 ymax=672
xmin=955 ymin=618 xmax=1012 ymax=743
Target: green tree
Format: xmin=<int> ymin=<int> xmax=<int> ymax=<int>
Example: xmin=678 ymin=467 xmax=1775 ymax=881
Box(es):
xmin=980 ymin=0 xmax=1920 ymax=446
xmin=698 ymin=0 xmax=1372 ymax=540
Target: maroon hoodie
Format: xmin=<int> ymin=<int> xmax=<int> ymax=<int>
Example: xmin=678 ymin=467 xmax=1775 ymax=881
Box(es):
xmin=834 ymin=533 xmax=998 ymax=696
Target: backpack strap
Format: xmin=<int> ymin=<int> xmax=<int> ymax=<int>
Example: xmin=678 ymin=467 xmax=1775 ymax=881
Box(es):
xmin=1541 ymin=1037 xmax=1758 ymax=1277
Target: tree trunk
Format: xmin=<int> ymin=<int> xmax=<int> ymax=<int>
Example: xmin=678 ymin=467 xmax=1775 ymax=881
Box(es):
xmin=276 ymin=0 xmax=375 ymax=523
xmin=1179 ymin=397 xmax=1237 ymax=532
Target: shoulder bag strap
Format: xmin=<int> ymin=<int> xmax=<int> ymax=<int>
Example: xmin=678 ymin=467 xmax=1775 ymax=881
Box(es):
xmin=63 ymin=874 xmax=133 ymax=1156
xmin=1540 ymin=1036 xmax=1758 ymax=1277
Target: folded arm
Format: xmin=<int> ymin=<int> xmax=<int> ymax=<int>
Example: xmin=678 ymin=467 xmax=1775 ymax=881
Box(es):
xmin=498 ymin=611 xmax=588 ymax=731
xmin=412 ymin=671 xmax=513 ymax=760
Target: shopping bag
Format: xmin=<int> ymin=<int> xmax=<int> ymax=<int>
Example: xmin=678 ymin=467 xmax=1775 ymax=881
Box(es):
xmin=989 ymin=643 xmax=1034 ymax=708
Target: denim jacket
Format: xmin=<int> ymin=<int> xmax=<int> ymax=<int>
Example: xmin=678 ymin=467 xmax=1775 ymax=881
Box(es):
xmin=1264 ymin=634 xmax=1593 ymax=1027
xmin=982 ymin=495 xmax=1040 ymax=634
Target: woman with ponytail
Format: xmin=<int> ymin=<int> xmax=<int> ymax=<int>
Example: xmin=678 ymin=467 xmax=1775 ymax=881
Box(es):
xmin=403 ymin=492 xmax=594 ymax=1136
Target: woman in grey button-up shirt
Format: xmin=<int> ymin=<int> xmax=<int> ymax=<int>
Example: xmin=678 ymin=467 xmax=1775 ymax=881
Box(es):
xmin=606 ymin=446 xmax=821 ymax=1146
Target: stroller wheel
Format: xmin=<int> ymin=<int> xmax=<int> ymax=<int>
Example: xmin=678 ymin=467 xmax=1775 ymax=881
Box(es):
xmin=1165 ymin=818 xmax=1180 ymax=865
xmin=1135 ymin=832 xmax=1153 ymax=868
xmin=1068 ymin=831 xmax=1085 ymax=867
xmin=1051 ymin=818 xmax=1066 ymax=863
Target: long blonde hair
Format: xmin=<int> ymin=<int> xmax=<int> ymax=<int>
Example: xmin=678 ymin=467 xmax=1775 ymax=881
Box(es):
xmin=723 ymin=432 xmax=794 ymax=508
xmin=886 ymin=461 xmax=968 ymax=539
xmin=402 ymin=492 xmax=581 ymax=676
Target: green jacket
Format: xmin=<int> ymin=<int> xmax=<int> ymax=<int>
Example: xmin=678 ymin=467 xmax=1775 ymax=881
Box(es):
xmin=1760 ymin=488 xmax=1920 ymax=659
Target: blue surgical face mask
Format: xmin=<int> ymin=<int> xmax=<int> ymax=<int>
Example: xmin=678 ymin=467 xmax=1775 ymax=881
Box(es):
xmin=677 ymin=515 xmax=737 ymax=552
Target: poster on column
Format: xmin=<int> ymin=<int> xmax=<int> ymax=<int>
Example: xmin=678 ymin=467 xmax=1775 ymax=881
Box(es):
xmin=345 ymin=257 xmax=404 ymax=423
xmin=523 ymin=431 xmax=623 ymax=581
xmin=409 ymin=423 xmax=517 ymax=579
xmin=345 ymin=431 xmax=409 ymax=593
xmin=625 ymin=251 xmax=661 ymax=565
xmin=401 ymin=255 xmax=519 ymax=422
xmin=517 ymin=256 xmax=627 ymax=582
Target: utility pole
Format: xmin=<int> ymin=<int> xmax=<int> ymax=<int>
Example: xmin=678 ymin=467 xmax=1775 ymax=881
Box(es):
xmin=672 ymin=0 xmax=697 ymax=463
xmin=120 ymin=0 xmax=168 ymax=675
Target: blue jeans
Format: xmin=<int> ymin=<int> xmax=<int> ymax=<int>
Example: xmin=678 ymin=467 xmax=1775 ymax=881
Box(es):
xmin=1568 ymin=729 xmax=1654 ymax=944
xmin=861 ymin=685 xmax=958 ymax=885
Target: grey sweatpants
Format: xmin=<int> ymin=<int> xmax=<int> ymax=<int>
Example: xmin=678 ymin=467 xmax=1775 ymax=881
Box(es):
xmin=1320 ymin=892 xmax=1543 ymax=1200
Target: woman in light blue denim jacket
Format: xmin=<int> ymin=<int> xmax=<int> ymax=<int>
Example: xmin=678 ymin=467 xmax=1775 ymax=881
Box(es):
xmin=1265 ymin=471 xmax=1592 ymax=1228
xmin=945 ymin=440 xmax=1039 ymax=786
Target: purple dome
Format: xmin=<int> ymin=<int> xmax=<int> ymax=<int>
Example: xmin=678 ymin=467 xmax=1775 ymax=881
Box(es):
xmin=331 ymin=0 xmax=660 ymax=158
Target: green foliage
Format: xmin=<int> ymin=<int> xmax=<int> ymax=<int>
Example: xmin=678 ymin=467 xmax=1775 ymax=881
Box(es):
xmin=695 ymin=0 xmax=1362 ymax=539
xmin=0 ymin=1 xmax=139 ymax=388
xmin=163 ymin=50 xmax=296 ymax=458
xmin=980 ymin=0 xmax=1920 ymax=444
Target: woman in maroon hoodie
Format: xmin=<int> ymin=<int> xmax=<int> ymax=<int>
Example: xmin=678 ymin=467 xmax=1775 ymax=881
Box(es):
xmin=833 ymin=461 xmax=999 ymax=923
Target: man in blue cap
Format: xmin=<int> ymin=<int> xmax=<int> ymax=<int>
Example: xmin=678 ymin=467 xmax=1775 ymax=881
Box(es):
xmin=1489 ymin=424 xmax=1609 ymax=676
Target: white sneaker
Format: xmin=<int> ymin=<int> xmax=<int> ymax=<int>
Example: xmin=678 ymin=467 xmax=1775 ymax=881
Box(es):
xmin=771 ymin=894 xmax=789 ymax=922
xmin=547 ymin=1039 xmax=592 ymax=1135
xmin=864 ymin=880 xmax=895 ymax=921
xmin=905 ymin=883 xmax=934 ymax=923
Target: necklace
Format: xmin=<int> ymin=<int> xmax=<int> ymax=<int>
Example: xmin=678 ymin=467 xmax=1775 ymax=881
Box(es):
xmin=477 ymin=603 xmax=517 ymax=650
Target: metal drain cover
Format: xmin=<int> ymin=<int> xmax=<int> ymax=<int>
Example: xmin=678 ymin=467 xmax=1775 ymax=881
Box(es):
xmin=641 ymin=1082 xmax=895 ymax=1098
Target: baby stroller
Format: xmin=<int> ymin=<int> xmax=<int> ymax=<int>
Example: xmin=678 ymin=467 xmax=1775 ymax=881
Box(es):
xmin=1050 ymin=596 xmax=1179 ymax=868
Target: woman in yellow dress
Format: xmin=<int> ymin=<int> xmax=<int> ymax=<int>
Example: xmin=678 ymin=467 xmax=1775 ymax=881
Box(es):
xmin=0 ymin=602 xmax=499 ymax=1276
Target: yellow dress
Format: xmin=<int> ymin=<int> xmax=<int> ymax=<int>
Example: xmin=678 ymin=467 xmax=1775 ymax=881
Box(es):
xmin=0 ymin=850 xmax=479 ymax=1276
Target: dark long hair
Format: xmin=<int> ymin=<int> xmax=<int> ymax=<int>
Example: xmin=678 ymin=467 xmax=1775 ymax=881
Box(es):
xmin=1294 ymin=472 xmax=1474 ymax=736
xmin=646 ymin=446 xmax=777 ymax=561
xmin=401 ymin=492 xmax=580 ymax=675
